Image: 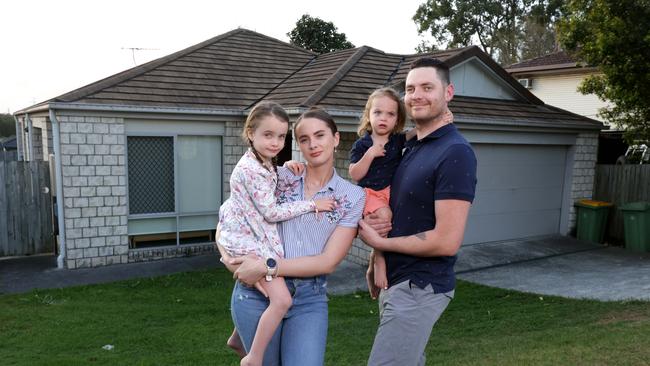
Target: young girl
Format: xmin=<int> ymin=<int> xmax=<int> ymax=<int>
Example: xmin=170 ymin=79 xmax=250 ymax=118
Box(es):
xmin=218 ymin=102 xmax=335 ymax=366
xmin=350 ymin=88 xmax=453 ymax=291
xmin=349 ymin=88 xmax=408 ymax=291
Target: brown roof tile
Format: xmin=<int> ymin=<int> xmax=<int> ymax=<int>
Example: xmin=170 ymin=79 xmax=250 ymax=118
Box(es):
xmin=507 ymin=50 xmax=577 ymax=70
xmin=17 ymin=29 xmax=600 ymax=130
xmin=56 ymin=29 xmax=315 ymax=109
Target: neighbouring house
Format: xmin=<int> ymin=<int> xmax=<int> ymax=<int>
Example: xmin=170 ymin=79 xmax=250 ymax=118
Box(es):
xmin=506 ymin=50 xmax=609 ymax=124
xmin=1 ymin=136 xmax=18 ymax=161
xmin=506 ymin=51 xmax=627 ymax=163
xmin=14 ymin=29 xmax=602 ymax=269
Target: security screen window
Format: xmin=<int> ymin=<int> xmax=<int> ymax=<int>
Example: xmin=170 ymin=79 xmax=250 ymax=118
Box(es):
xmin=127 ymin=135 xmax=221 ymax=247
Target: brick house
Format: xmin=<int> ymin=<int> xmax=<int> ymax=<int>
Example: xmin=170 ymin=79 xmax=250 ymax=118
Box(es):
xmin=14 ymin=29 xmax=602 ymax=269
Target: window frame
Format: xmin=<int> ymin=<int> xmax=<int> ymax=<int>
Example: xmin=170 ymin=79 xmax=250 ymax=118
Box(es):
xmin=125 ymin=131 xmax=223 ymax=248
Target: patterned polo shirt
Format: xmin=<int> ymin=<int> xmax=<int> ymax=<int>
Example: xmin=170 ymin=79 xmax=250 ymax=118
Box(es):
xmin=387 ymin=123 xmax=477 ymax=293
xmin=275 ymin=167 xmax=365 ymax=259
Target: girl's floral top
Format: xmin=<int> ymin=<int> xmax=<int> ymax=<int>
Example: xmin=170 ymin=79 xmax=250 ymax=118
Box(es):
xmin=218 ymin=150 xmax=315 ymax=259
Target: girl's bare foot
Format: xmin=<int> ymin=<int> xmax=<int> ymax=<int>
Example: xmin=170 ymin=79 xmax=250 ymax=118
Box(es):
xmin=227 ymin=330 xmax=246 ymax=359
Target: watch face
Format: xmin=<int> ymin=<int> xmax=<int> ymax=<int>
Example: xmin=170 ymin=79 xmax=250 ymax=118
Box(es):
xmin=266 ymin=258 xmax=277 ymax=268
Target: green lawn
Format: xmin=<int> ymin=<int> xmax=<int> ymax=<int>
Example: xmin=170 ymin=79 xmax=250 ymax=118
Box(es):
xmin=1 ymin=268 xmax=649 ymax=365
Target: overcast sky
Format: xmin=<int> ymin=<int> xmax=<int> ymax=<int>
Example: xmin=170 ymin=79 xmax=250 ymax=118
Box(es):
xmin=1 ymin=0 xmax=426 ymax=114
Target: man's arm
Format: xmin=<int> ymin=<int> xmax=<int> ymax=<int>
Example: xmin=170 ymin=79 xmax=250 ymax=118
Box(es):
xmin=359 ymin=199 xmax=470 ymax=257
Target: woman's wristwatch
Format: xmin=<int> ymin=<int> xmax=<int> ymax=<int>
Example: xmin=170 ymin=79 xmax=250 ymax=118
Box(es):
xmin=265 ymin=258 xmax=278 ymax=282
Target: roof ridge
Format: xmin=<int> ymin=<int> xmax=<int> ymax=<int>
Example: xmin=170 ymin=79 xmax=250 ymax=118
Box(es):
xmin=301 ymin=46 xmax=370 ymax=107
xmin=245 ymin=55 xmax=318 ymax=110
xmin=244 ymin=29 xmax=317 ymax=56
xmin=507 ymin=50 xmax=575 ymax=69
xmin=385 ymin=55 xmax=406 ymax=86
xmin=54 ymin=28 xmax=250 ymax=103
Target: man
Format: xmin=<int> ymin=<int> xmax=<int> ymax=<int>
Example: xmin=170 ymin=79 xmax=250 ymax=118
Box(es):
xmin=358 ymin=57 xmax=477 ymax=366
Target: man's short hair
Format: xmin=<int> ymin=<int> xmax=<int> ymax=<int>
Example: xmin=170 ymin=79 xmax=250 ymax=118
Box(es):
xmin=409 ymin=57 xmax=450 ymax=85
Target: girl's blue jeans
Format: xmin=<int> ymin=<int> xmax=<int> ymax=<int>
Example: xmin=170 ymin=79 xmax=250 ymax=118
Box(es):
xmin=231 ymin=276 xmax=329 ymax=366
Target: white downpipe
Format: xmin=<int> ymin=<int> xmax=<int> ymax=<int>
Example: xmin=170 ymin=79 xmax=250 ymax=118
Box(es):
xmin=49 ymin=109 xmax=66 ymax=269
xmin=12 ymin=115 xmax=22 ymax=161
xmin=26 ymin=114 xmax=34 ymax=161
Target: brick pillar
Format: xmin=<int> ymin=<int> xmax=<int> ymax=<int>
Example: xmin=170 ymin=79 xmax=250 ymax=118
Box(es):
xmin=568 ymin=131 xmax=599 ymax=232
xmin=58 ymin=115 xmax=128 ymax=268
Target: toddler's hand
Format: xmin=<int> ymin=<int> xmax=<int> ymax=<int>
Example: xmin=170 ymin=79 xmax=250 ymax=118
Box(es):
xmin=313 ymin=197 xmax=336 ymax=212
xmin=367 ymin=142 xmax=386 ymax=158
xmin=283 ymin=160 xmax=305 ymax=175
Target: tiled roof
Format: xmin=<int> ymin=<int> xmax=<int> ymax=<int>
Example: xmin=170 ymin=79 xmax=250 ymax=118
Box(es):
xmin=506 ymin=50 xmax=577 ymax=70
xmin=16 ymin=29 xmax=600 ymax=129
xmin=54 ymin=29 xmax=316 ymax=109
xmin=450 ymin=96 xmax=601 ymax=129
xmin=266 ymin=47 xmax=404 ymax=109
xmin=0 ymin=136 xmax=17 ymax=150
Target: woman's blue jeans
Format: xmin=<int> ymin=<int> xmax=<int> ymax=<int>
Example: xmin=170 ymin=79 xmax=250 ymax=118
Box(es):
xmin=231 ymin=276 xmax=329 ymax=366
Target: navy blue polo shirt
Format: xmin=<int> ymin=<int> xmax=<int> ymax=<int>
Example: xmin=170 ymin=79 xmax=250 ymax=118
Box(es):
xmin=386 ymin=123 xmax=477 ymax=292
xmin=349 ymin=133 xmax=406 ymax=190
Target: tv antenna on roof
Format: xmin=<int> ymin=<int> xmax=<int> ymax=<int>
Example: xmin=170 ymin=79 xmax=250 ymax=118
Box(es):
xmin=121 ymin=47 xmax=160 ymax=65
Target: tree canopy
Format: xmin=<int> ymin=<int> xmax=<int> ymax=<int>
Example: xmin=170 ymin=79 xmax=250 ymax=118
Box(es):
xmin=413 ymin=0 xmax=562 ymax=65
xmin=559 ymin=0 xmax=650 ymax=143
xmin=0 ymin=113 xmax=16 ymax=138
xmin=287 ymin=14 xmax=354 ymax=54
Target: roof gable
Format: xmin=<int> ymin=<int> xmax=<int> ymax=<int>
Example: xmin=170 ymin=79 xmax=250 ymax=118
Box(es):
xmin=51 ymin=29 xmax=315 ymax=110
xmin=452 ymin=57 xmax=522 ymax=100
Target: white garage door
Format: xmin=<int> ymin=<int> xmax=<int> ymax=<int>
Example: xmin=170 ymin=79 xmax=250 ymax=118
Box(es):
xmin=463 ymin=144 xmax=568 ymax=244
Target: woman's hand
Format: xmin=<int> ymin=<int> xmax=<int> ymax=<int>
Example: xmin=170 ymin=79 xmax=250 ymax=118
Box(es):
xmin=230 ymin=255 xmax=266 ymax=286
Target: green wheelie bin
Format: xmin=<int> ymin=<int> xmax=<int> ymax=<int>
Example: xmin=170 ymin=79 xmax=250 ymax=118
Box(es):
xmin=620 ymin=202 xmax=650 ymax=252
xmin=575 ymin=199 xmax=613 ymax=244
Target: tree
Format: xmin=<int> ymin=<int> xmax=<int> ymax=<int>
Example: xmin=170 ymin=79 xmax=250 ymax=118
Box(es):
xmin=520 ymin=0 xmax=564 ymax=60
xmin=0 ymin=114 xmax=16 ymax=138
xmin=559 ymin=0 xmax=650 ymax=143
xmin=287 ymin=14 xmax=354 ymax=54
xmin=413 ymin=0 xmax=561 ymax=65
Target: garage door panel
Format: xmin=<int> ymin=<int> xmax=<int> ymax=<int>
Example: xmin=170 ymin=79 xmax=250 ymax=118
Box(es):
xmin=475 ymin=144 xmax=567 ymax=163
xmin=471 ymin=186 xmax=564 ymax=215
xmin=477 ymin=164 xmax=565 ymax=190
xmin=464 ymin=209 xmax=563 ymax=244
xmin=464 ymin=143 xmax=567 ymax=244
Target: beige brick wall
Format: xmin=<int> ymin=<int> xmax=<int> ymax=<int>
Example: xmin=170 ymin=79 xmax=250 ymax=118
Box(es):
xmin=58 ymin=115 xmax=128 ymax=269
xmin=337 ymin=131 xmax=371 ymax=266
xmin=223 ymin=120 xmax=248 ymax=199
xmin=568 ymin=131 xmax=599 ymax=232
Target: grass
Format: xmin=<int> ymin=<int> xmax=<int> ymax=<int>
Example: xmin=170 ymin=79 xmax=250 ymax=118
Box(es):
xmin=1 ymin=269 xmax=649 ymax=366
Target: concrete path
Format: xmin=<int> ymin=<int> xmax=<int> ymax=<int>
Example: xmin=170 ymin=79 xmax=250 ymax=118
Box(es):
xmin=1 ymin=235 xmax=649 ymax=302
xmin=457 ymin=236 xmax=650 ymax=301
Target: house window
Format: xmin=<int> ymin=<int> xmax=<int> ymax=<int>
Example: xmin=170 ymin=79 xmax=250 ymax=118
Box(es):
xmin=127 ymin=135 xmax=222 ymax=248
xmin=127 ymin=136 xmax=175 ymax=214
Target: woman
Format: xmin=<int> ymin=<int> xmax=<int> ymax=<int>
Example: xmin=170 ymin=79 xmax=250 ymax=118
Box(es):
xmin=218 ymin=108 xmax=365 ymax=366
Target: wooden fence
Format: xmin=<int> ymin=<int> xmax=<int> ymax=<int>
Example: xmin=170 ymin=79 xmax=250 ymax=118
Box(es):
xmin=593 ymin=164 xmax=650 ymax=243
xmin=0 ymin=160 xmax=55 ymax=256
